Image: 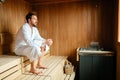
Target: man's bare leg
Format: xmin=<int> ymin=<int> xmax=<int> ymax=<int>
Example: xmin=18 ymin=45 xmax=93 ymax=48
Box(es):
xmin=30 ymin=60 xmax=43 ymax=74
xmin=37 ymin=53 xmax=47 ymax=69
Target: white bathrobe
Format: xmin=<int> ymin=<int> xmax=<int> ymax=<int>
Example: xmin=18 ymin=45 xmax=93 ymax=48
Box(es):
xmin=14 ymin=23 xmax=49 ymax=62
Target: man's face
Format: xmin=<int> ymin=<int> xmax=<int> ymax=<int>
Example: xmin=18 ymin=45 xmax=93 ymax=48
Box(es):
xmin=29 ymin=15 xmax=38 ymax=27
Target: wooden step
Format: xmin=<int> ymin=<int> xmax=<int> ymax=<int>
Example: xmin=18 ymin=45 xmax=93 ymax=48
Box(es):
xmin=0 ymin=55 xmax=22 ymax=80
xmin=0 ymin=53 xmax=51 ymax=80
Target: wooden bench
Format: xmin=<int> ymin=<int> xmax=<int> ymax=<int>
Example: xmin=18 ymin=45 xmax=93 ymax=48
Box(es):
xmin=0 ymin=54 xmax=75 ymax=80
xmin=0 ymin=55 xmax=22 ymax=80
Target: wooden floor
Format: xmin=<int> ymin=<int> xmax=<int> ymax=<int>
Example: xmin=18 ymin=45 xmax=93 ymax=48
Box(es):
xmin=0 ymin=55 xmax=75 ymax=80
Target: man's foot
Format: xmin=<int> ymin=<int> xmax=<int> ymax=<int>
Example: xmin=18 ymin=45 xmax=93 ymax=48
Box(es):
xmin=30 ymin=70 xmax=43 ymax=75
xmin=37 ymin=65 xmax=47 ymax=69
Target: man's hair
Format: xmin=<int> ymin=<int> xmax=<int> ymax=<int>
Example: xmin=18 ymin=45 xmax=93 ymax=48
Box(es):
xmin=26 ymin=12 xmax=37 ymax=23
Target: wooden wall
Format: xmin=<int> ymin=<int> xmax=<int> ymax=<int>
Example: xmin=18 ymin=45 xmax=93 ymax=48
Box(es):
xmin=0 ymin=0 xmax=116 ymax=59
xmin=32 ymin=1 xmax=115 ymax=59
xmin=0 ymin=0 xmax=31 ymax=55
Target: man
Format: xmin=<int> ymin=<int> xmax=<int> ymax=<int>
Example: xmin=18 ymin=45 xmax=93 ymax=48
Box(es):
xmin=14 ymin=12 xmax=53 ymax=75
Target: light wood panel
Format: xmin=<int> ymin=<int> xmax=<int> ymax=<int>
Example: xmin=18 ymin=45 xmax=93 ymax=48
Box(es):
xmin=0 ymin=0 xmax=31 ymax=55
xmin=32 ymin=1 xmax=115 ymax=58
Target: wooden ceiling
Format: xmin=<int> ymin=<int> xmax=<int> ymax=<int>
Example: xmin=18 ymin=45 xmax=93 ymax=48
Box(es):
xmin=25 ymin=0 xmax=87 ymax=6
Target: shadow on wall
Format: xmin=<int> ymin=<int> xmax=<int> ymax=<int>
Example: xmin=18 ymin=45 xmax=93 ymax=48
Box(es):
xmin=0 ymin=32 xmax=15 ymax=55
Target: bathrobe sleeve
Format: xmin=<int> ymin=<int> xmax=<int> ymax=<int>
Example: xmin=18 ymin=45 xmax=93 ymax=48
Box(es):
xmin=22 ymin=25 xmax=36 ymax=46
xmin=33 ymin=28 xmax=46 ymax=47
xmin=33 ymin=28 xmax=50 ymax=51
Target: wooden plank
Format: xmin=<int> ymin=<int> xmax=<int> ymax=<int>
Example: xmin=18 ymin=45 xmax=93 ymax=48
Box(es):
xmin=2 ymin=70 xmax=22 ymax=80
xmin=47 ymin=64 xmax=61 ymax=80
xmin=0 ymin=64 xmax=21 ymax=80
xmin=16 ymin=56 xmax=56 ymax=80
xmin=43 ymin=76 xmax=51 ymax=80
xmin=14 ymin=56 xmax=67 ymax=80
xmin=19 ymin=73 xmax=33 ymax=80
xmin=39 ymin=57 xmax=62 ymax=75
xmin=32 ymin=75 xmax=41 ymax=80
xmin=0 ymin=55 xmax=21 ymax=73
xmin=26 ymin=74 xmax=37 ymax=80
xmin=49 ymin=56 xmax=68 ymax=80
xmin=26 ymin=56 xmax=54 ymax=80
xmin=33 ymin=56 xmax=62 ymax=80
xmin=27 ymin=56 xmax=64 ymax=80
xmin=14 ymin=74 xmax=26 ymax=80
xmin=38 ymin=76 xmax=51 ymax=80
xmin=38 ymin=56 xmax=64 ymax=80
xmin=45 ymin=57 xmax=66 ymax=80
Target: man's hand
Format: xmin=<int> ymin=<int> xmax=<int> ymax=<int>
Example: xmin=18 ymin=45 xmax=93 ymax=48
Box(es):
xmin=40 ymin=46 xmax=46 ymax=52
xmin=46 ymin=39 xmax=53 ymax=46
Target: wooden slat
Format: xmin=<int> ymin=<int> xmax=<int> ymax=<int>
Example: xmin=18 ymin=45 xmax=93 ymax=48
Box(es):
xmin=0 ymin=64 xmax=21 ymax=80
xmin=26 ymin=74 xmax=37 ymax=80
xmin=15 ymin=56 xmax=59 ymax=80
xmin=14 ymin=55 xmax=52 ymax=80
xmin=38 ymin=56 xmax=63 ymax=80
xmin=43 ymin=76 xmax=51 ymax=80
xmin=2 ymin=70 xmax=22 ymax=80
xmin=0 ymin=55 xmax=21 ymax=73
xmin=41 ymin=56 xmax=66 ymax=80
xmin=0 ymin=55 xmax=72 ymax=80
xmin=15 ymin=56 xmax=67 ymax=80
xmin=46 ymin=57 xmax=66 ymax=80
xmin=32 ymin=75 xmax=41 ymax=80
xmin=33 ymin=57 xmax=56 ymax=80
xmin=1 ymin=55 xmax=69 ymax=80
xmin=32 ymin=56 xmax=62 ymax=80
xmin=16 ymin=57 xmax=52 ymax=80
xmin=14 ymin=74 xmax=26 ymax=80
xmin=32 ymin=56 xmax=57 ymax=80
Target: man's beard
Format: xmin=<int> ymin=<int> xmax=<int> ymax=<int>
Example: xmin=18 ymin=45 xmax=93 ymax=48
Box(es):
xmin=32 ymin=23 xmax=37 ymax=27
